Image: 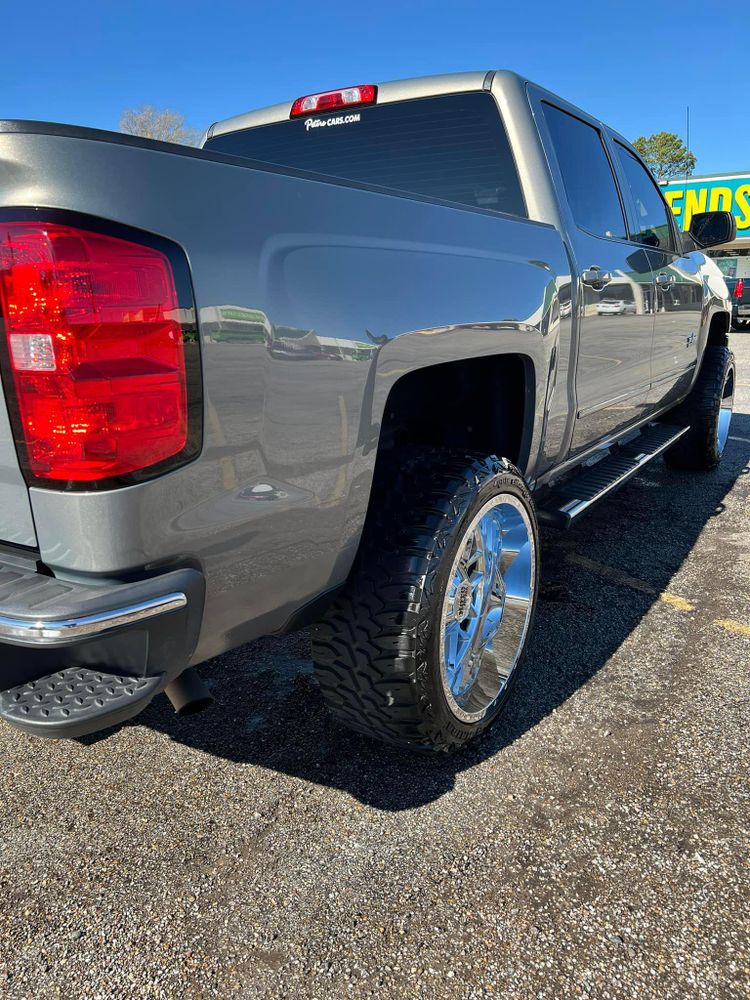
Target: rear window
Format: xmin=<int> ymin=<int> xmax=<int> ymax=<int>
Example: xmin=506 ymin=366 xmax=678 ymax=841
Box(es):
xmin=204 ymin=92 xmax=526 ymax=218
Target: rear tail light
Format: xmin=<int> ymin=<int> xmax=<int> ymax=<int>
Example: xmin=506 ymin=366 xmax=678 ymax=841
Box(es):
xmin=290 ymin=85 xmax=376 ymax=117
xmin=735 ymin=278 xmax=744 ymax=300
xmin=0 ymin=215 xmax=201 ymax=487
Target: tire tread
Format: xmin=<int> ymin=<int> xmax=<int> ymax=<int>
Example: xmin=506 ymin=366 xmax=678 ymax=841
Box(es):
xmin=664 ymin=346 xmax=734 ymax=471
xmin=312 ymin=450 xmax=535 ymax=751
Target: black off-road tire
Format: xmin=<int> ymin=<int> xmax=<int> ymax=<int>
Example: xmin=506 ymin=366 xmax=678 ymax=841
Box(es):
xmin=664 ymin=345 xmax=735 ymax=471
xmin=311 ymin=451 xmax=540 ymax=752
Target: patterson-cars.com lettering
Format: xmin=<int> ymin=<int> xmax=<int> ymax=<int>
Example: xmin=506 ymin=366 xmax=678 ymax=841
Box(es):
xmin=305 ymin=114 xmax=361 ymax=132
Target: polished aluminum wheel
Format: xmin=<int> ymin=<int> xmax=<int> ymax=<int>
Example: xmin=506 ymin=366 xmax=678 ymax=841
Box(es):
xmin=716 ymin=365 xmax=735 ymax=456
xmin=439 ymin=493 xmax=535 ymax=723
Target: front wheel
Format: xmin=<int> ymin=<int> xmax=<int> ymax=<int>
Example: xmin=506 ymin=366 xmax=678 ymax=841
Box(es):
xmin=664 ymin=345 xmax=735 ymax=471
xmin=312 ymin=452 xmax=539 ymax=752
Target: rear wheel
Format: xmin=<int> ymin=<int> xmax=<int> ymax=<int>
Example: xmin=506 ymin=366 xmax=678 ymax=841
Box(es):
xmin=312 ymin=452 xmax=539 ymax=751
xmin=664 ymin=346 xmax=735 ymax=471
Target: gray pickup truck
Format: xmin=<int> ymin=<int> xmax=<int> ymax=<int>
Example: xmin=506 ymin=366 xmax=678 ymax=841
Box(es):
xmin=728 ymin=277 xmax=750 ymax=330
xmin=710 ymin=251 xmax=750 ymax=330
xmin=0 ymin=71 xmax=736 ymax=751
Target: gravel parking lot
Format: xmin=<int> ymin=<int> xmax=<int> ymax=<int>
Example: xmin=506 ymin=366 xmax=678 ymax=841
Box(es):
xmin=0 ymin=335 xmax=748 ymax=1000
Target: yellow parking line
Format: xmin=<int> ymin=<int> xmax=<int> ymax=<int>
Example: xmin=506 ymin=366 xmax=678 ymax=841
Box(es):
xmin=660 ymin=592 xmax=696 ymax=612
xmin=564 ymin=552 xmax=750 ymax=639
xmin=566 ymin=553 xmax=655 ymax=594
xmin=206 ymin=397 xmax=238 ymax=492
xmin=565 ymin=553 xmax=695 ymax=610
xmin=564 ymin=554 xmax=750 ymax=641
xmin=714 ymin=619 xmax=750 ymax=638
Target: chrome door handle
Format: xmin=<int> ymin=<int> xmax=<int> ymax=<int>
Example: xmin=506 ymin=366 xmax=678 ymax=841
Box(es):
xmin=582 ymin=267 xmax=612 ymax=287
xmin=655 ymin=272 xmax=675 ymax=286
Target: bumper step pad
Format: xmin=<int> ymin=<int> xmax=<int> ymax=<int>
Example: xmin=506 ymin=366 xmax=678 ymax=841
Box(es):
xmin=537 ymin=423 xmax=689 ymax=528
xmin=0 ymin=667 xmax=164 ymax=738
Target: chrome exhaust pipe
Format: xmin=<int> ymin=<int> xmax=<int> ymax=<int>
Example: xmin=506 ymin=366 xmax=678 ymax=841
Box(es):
xmin=165 ymin=668 xmax=213 ymax=716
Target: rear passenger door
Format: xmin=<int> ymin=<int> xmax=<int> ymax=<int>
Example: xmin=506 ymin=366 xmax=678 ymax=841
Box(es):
xmin=611 ymin=141 xmax=703 ymax=410
xmin=540 ymin=103 xmax=655 ymax=455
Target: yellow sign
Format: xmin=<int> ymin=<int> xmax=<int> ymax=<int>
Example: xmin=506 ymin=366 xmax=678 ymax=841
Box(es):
xmin=661 ymin=174 xmax=750 ymax=237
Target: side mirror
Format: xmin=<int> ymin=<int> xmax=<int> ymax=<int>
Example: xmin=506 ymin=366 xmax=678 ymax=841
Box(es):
xmin=689 ymin=211 xmax=736 ymax=249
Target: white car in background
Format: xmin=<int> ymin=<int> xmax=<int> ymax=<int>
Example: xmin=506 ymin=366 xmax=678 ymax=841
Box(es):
xmin=597 ymin=298 xmax=637 ymax=316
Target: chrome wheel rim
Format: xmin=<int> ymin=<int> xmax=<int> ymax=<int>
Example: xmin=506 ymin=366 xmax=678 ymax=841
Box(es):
xmin=439 ymin=493 xmax=535 ymax=723
xmin=717 ymin=365 xmax=735 ymax=456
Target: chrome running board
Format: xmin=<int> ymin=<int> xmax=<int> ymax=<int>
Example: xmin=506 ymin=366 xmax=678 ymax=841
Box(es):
xmin=537 ymin=424 xmax=690 ymax=528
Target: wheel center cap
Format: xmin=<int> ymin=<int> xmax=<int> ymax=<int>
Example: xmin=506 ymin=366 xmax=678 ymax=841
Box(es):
xmin=454 ymin=581 xmax=473 ymax=621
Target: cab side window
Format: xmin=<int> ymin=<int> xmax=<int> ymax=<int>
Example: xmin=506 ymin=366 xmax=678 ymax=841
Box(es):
xmin=614 ymin=142 xmax=674 ymax=251
xmin=543 ymin=103 xmax=627 ymax=241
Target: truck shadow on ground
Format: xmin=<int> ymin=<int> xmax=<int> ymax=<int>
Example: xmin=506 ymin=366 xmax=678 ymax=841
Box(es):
xmin=133 ymin=413 xmax=750 ymax=811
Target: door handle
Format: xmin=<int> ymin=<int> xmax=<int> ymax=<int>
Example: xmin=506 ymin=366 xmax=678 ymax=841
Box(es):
xmin=655 ymin=272 xmax=675 ymax=286
xmin=582 ymin=267 xmax=613 ymax=287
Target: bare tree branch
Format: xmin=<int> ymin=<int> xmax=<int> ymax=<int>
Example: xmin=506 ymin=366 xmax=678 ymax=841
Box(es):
xmin=119 ymin=106 xmax=201 ymax=146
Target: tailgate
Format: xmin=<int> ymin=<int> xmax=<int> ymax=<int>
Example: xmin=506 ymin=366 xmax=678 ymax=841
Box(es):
xmin=0 ymin=387 xmax=36 ymax=547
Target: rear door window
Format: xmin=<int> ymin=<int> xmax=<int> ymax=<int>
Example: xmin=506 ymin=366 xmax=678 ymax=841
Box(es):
xmin=613 ymin=142 xmax=675 ymax=251
xmin=204 ymin=92 xmax=526 ymax=218
xmin=542 ymin=103 xmax=627 ymax=241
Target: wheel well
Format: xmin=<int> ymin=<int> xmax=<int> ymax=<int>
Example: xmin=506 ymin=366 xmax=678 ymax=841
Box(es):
xmin=707 ymin=311 xmax=730 ymax=347
xmin=375 ymin=354 xmax=529 ymax=467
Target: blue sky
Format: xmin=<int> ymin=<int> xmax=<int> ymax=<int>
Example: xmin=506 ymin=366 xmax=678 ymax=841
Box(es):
xmin=3 ymin=1 xmax=746 ymax=175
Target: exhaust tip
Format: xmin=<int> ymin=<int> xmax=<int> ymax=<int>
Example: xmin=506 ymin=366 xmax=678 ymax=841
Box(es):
xmin=175 ymin=695 xmax=213 ymax=717
xmin=165 ymin=668 xmax=213 ymax=717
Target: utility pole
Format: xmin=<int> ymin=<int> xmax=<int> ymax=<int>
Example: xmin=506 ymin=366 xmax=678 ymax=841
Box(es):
xmin=682 ymin=105 xmax=691 ymax=218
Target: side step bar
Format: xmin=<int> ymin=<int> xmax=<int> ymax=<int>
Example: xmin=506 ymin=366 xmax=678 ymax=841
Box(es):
xmin=537 ymin=423 xmax=689 ymax=529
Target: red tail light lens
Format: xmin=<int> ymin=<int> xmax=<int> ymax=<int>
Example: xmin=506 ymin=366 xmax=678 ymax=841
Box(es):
xmin=0 ymin=218 xmax=199 ymax=485
xmin=735 ymin=278 xmax=744 ymax=300
xmin=290 ymin=85 xmax=376 ymax=117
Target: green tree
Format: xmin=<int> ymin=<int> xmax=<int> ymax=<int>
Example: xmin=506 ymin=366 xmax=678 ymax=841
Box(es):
xmin=119 ymin=106 xmax=201 ymax=146
xmin=632 ymin=132 xmax=696 ymax=180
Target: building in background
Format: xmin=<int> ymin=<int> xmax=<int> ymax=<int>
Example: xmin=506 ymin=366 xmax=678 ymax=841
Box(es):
xmin=660 ymin=173 xmax=750 ymax=330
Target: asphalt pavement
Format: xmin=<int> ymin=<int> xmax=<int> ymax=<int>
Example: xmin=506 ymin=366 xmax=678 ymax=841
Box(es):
xmin=0 ymin=335 xmax=748 ymax=1000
